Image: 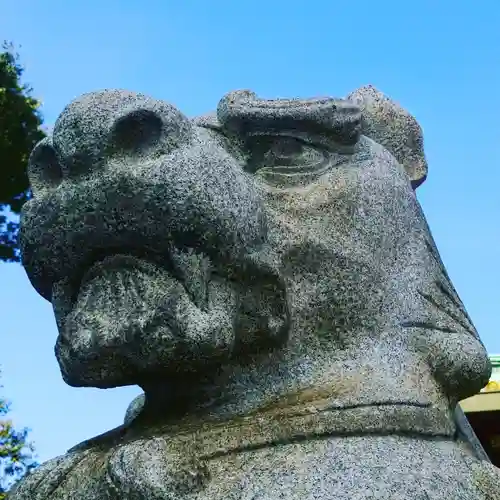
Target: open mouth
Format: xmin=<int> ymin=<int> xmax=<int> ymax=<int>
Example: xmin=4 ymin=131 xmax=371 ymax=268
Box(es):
xmin=51 ymin=237 xmax=290 ymax=388
xmin=52 ymin=242 xmax=242 ymax=380
xmin=51 ymin=244 xmax=214 ymax=346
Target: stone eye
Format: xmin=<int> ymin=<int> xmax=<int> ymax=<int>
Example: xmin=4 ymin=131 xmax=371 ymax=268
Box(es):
xmin=109 ymin=109 xmax=163 ymax=157
xmin=267 ymin=138 xmax=304 ymax=162
xmin=246 ymin=136 xmax=327 ymax=173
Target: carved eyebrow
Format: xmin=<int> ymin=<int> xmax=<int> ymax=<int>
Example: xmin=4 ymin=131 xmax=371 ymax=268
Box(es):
xmin=215 ymin=90 xmax=362 ymax=145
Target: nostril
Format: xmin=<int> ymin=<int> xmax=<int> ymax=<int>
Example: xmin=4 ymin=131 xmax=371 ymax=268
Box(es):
xmin=108 ymin=109 xmax=163 ymax=157
xmin=28 ymin=138 xmax=63 ymax=195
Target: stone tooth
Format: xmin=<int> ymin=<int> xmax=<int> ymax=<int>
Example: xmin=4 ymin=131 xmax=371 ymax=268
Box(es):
xmin=168 ymin=246 xmax=211 ymax=308
xmin=52 ymin=278 xmax=73 ymax=331
xmin=126 ymin=267 xmax=143 ymax=306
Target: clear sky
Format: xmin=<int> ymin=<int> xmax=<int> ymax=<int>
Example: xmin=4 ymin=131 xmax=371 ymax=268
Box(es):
xmin=1 ymin=0 xmax=499 ymax=464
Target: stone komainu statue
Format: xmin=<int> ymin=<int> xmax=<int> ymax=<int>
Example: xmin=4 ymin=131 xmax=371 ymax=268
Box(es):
xmin=9 ymin=86 xmax=500 ymax=499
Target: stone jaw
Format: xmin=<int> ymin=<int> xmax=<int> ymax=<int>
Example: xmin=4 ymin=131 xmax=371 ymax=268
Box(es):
xmin=10 ymin=86 xmax=497 ymax=499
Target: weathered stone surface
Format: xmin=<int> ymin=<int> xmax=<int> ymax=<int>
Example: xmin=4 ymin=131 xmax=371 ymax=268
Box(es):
xmin=10 ymin=86 xmax=499 ymax=499
xmin=347 ymin=85 xmax=428 ymax=188
xmin=124 ymin=392 xmax=145 ymax=425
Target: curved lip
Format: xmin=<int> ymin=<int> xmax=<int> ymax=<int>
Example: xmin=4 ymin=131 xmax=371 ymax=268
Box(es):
xmin=200 ymin=401 xmax=456 ymax=459
xmin=67 ymin=247 xmax=174 ymax=306
xmin=79 ymin=253 xmax=164 ymax=291
xmin=68 ymin=401 xmax=455 ymax=461
xmin=322 ymin=400 xmax=432 ymax=411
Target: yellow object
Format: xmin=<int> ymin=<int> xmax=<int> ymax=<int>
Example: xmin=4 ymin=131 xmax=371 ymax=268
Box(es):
xmin=481 ymin=380 xmax=500 ymax=393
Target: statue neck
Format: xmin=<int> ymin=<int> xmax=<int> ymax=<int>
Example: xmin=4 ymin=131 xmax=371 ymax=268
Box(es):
xmin=134 ymin=340 xmax=455 ymax=442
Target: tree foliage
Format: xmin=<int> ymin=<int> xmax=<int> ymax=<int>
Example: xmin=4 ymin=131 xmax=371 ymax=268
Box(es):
xmin=0 ymin=380 xmax=37 ymax=499
xmin=0 ymin=42 xmax=45 ymax=262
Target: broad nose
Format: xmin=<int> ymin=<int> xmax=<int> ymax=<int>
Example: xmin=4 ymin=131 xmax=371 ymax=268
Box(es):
xmin=27 ymin=90 xmax=192 ymax=196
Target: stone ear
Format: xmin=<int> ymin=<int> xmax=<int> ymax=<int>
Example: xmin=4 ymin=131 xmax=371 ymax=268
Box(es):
xmin=109 ymin=109 xmax=164 ymax=156
xmin=28 ymin=137 xmax=63 ymax=195
xmin=105 ymin=100 xmax=192 ymax=160
xmin=346 ymin=85 xmax=428 ymax=189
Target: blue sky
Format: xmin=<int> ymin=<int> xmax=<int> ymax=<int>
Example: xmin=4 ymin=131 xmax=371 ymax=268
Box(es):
xmin=1 ymin=0 xmax=499 ymax=464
